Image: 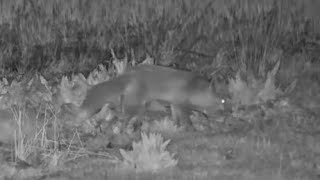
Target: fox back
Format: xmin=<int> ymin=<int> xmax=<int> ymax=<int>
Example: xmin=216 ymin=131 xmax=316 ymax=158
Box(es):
xmin=126 ymin=65 xmax=225 ymax=108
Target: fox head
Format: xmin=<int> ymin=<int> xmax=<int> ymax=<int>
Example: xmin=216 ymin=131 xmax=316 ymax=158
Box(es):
xmin=58 ymin=74 xmax=91 ymax=107
xmin=209 ymin=76 xmax=231 ymax=103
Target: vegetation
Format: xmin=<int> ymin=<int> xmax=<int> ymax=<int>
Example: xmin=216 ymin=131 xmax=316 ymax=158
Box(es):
xmin=0 ymin=0 xmax=319 ymax=179
xmin=0 ymin=0 xmax=318 ymax=77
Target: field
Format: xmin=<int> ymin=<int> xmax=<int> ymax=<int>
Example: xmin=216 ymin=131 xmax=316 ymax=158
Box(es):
xmin=0 ymin=0 xmax=320 ymax=179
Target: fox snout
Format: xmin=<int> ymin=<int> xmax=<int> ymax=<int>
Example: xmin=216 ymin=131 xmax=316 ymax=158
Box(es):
xmin=60 ymin=103 xmax=90 ymax=126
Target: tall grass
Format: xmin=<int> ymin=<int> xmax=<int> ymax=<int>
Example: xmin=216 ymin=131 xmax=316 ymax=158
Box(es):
xmin=0 ymin=0 xmax=318 ymax=80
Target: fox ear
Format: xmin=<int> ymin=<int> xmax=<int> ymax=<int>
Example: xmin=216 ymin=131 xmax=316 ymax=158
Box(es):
xmin=73 ymin=73 xmax=90 ymax=90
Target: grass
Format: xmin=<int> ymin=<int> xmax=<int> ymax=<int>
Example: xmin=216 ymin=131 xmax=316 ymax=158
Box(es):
xmin=0 ymin=0 xmax=319 ymax=179
xmin=0 ymin=0 xmax=317 ymax=78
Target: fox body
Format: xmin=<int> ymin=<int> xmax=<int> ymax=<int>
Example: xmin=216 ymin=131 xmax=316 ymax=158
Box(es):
xmin=75 ymin=65 xmax=226 ymax=129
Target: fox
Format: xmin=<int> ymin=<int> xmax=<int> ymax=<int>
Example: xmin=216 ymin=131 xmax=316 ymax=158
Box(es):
xmin=70 ymin=64 xmax=227 ymax=130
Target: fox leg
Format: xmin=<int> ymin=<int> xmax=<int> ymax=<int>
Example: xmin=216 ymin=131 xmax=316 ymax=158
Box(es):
xmin=119 ymin=94 xmax=125 ymax=114
xmin=122 ymin=102 xmax=149 ymax=134
xmin=120 ymin=91 xmax=147 ymax=133
xmin=130 ymin=100 xmax=150 ymax=124
xmin=170 ymin=104 xmax=195 ymax=131
xmin=170 ymin=104 xmax=181 ymax=126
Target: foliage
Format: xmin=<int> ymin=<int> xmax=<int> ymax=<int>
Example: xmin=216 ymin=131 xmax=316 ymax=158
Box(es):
xmin=0 ymin=1 xmax=319 ymax=179
xmin=0 ymin=0 xmax=318 ymax=80
xmin=119 ymin=132 xmax=177 ymax=173
xmin=144 ymin=116 xmax=182 ymax=135
xmin=228 ymin=61 xmax=283 ymax=107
